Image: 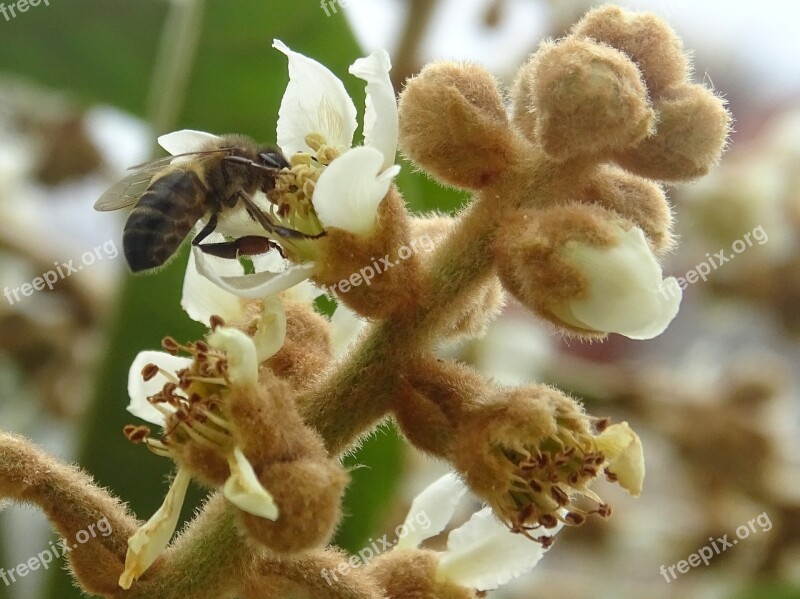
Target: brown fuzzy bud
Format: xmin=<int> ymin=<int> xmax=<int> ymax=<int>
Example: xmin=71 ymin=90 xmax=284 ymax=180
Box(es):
xmin=367 ymin=550 xmax=476 ymax=599
xmin=266 ymin=296 xmax=333 ymax=392
xmin=570 ymin=5 xmax=690 ymax=98
xmin=399 ymin=61 xmax=514 ymax=189
xmin=494 ymin=203 xmax=618 ymax=338
xmin=514 ymin=38 xmax=655 ymax=160
xmin=392 ymin=358 xmax=492 ymax=457
xmin=314 ymin=188 xmax=425 ymax=319
xmin=579 ymin=164 xmax=674 ymax=253
xmin=614 ymin=84 xmax=731 ymax=181
xmin=237 ymin=457 xmax=348 ymax=554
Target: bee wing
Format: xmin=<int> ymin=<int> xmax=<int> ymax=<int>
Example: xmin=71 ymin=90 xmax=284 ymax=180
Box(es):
xmin=94 ymin=148 xmax=236 ymax=212
xmin=93 ymin=156 xmax=181 ymax=211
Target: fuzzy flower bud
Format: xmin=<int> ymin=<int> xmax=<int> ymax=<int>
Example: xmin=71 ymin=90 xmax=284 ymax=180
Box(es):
xmin=570 ymin=5 xmax=690 ymax=98
xmin=613 ymin=84 xmax=731 ymax=181
xmin=513 ymin=38 xmax=655 ymax=160
xmin=495 ymin=204 xmax=680 ymax=339
xmin=399 ymin=61 xmax=514 ymax=189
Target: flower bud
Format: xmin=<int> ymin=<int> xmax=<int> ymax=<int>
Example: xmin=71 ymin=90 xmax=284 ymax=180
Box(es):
xmin=399 ymin=61 xmax=514 ymax=189
xmin=513 ymin=38 xmax=655 ymax=160
xmin=495 ymin=204 xmax=680 ymax=339
xmin=570 ymin=5 xmax=690 ymax=98
xmin=614 ymin=84 xmax=731 ymax=181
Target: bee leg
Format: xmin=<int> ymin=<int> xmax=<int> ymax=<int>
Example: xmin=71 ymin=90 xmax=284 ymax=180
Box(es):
xmin=198 ymin=236 xmax=285 ymax=259
xmin=239 ymin=193 xmax=326 ymax=241
xmin=192 ymin=213 xmax=219 ymax=246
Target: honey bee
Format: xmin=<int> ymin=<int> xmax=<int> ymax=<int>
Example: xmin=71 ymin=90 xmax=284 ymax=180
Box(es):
xmin=95 ymin=134 xmax=316 ymax=273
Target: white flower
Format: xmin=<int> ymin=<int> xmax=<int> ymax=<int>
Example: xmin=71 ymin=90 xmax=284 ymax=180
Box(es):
xmin=553 ymin=225 xmax=682 ymax=339
xmin=395 ymin=473 xmax=561 ymax=592
xmin=161 ymin=43 xmax=399 ymax=298
xmin=120 ymin=300 xmax=286 ymax=587
xmin=273 ymin=40 xmax=400 ymax=237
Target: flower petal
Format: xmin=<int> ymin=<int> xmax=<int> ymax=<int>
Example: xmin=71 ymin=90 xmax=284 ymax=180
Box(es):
xmin=312 ymin=146 xmax=400 ymax=235
xmin=207 ymin=327 xmax=258 ymax=388
xmin=223 ymin=447 xmax=279 ymax=520
xmin=118 ymin=468 xmax=191 ymax=589
xmin=157 ymin=129 xmax=221 ymax=155
xmin=595 ymin=422 xmax=645 ymax=497
xmin=559 ymin=226 xmax=682 ymax=339
xmin=254 ymin=296 xmax=287 ymax=362
xmin=127 ymin=351 xmax=191 ymax=426
xmin=438 ymin=507 xmax=562 ymax=591
xmin=330 ymin=303 xmax=367 ymax=355
xmin=193 ymin=245 xmax=316 ymax=299
xmin=349 ymin=48 xmax=398 ymax=170
xmin=181 ymin=251 xmax=245 ymax=326
xmin=273 ymin=40 xmax=357 ymax=156
xmin=394 ymin=473 xmax=466 ymax=551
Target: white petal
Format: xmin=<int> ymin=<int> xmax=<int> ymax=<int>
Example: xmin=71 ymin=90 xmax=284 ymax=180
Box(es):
xmin=394 ymin=473 xmax=466 ymax=551
xmin=595 ymin=422 xmax=645 ymax=497
xmin=157 ymin=129 xmax=221 ymax=155
xmin=438 ymin=508 xmax=561 ymax=591
xmin=254 ymin=296 xmax=287 ymax=362
xmin=193 ymin=245 xmax=315 ymax=299
xmin=273 ymin=40 xmax=357 ymax=156
xmin=127 ymin=351 xmax=191 ymax=426
xmin=118 ymin=468 xmax=191 ymax=589
xmin=181 ymin=251 xmax=245 ymax=326
xmin=223 ymin=447 xmax=279 ymax=520
xmin=207 ymin=327 xmax=258 ymax=388
xmin=283 ymin=280 xmax=326 ymax=303
xmin=250 ymin=249 xmax=290 ymax=273
xmin=312 ymin=147 xmax=400 ymax=235
xmin=330 ymin=303 xmax=366 ymax=355
xmin=349 ymin=49 xmax=397 ymax=170
xmin=559 ymin=227 xmax=682 ymax=339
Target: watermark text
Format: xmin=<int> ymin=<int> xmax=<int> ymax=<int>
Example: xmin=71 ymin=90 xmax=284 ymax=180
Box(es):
xmin=4 ymin=239 xmax=118 ymax=306
xmin=660 ymin=511 xmax=772 ymax=582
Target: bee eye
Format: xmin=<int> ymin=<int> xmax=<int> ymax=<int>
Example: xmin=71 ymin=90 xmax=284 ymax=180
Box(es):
xmin=259 ymin=152 xmax=289 ymax=170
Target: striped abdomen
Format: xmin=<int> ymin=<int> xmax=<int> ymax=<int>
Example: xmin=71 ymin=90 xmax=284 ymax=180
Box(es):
xmin=123 ymin=169 xmax=208 ymax=272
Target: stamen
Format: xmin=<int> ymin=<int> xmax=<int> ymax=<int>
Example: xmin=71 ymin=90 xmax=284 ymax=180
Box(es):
xmin=161 ymin=336 xmax=181 ymax=355
xmin=141 ymin=364 xmax=160 ymax=382
xmin=178 ymin=421 xmax=223 ymax=449
xmin=158 ymin=368 xmax=181 ymax=385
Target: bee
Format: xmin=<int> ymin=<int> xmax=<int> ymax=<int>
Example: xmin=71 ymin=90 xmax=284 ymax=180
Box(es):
xmin=95 ymin=134 xmax=316 ymax=273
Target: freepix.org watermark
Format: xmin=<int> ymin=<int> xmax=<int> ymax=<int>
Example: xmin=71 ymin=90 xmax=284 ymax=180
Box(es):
xmin=321 ymin=510 xmax=432 ymax=586
xmin=3 ymin=239 xmax=118 ymax=306
xmin=659 ymin=511 xmax=772 ymax=582
xmin=0 ymin=0 xmax=49 ymax=23
xmin=319 ymin=0 xmax=349 ymax=17
xmin=1 ymin=516 xmax=113 ymax=587
xmin=660 ymin=225 xmax=768 ymax=299
xmin=319 ymin=234 xmax=435 ymax=300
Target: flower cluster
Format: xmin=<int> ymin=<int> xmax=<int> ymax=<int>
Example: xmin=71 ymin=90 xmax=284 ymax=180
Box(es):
xmin=0 ymin=6 xmax=730 ymax=599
